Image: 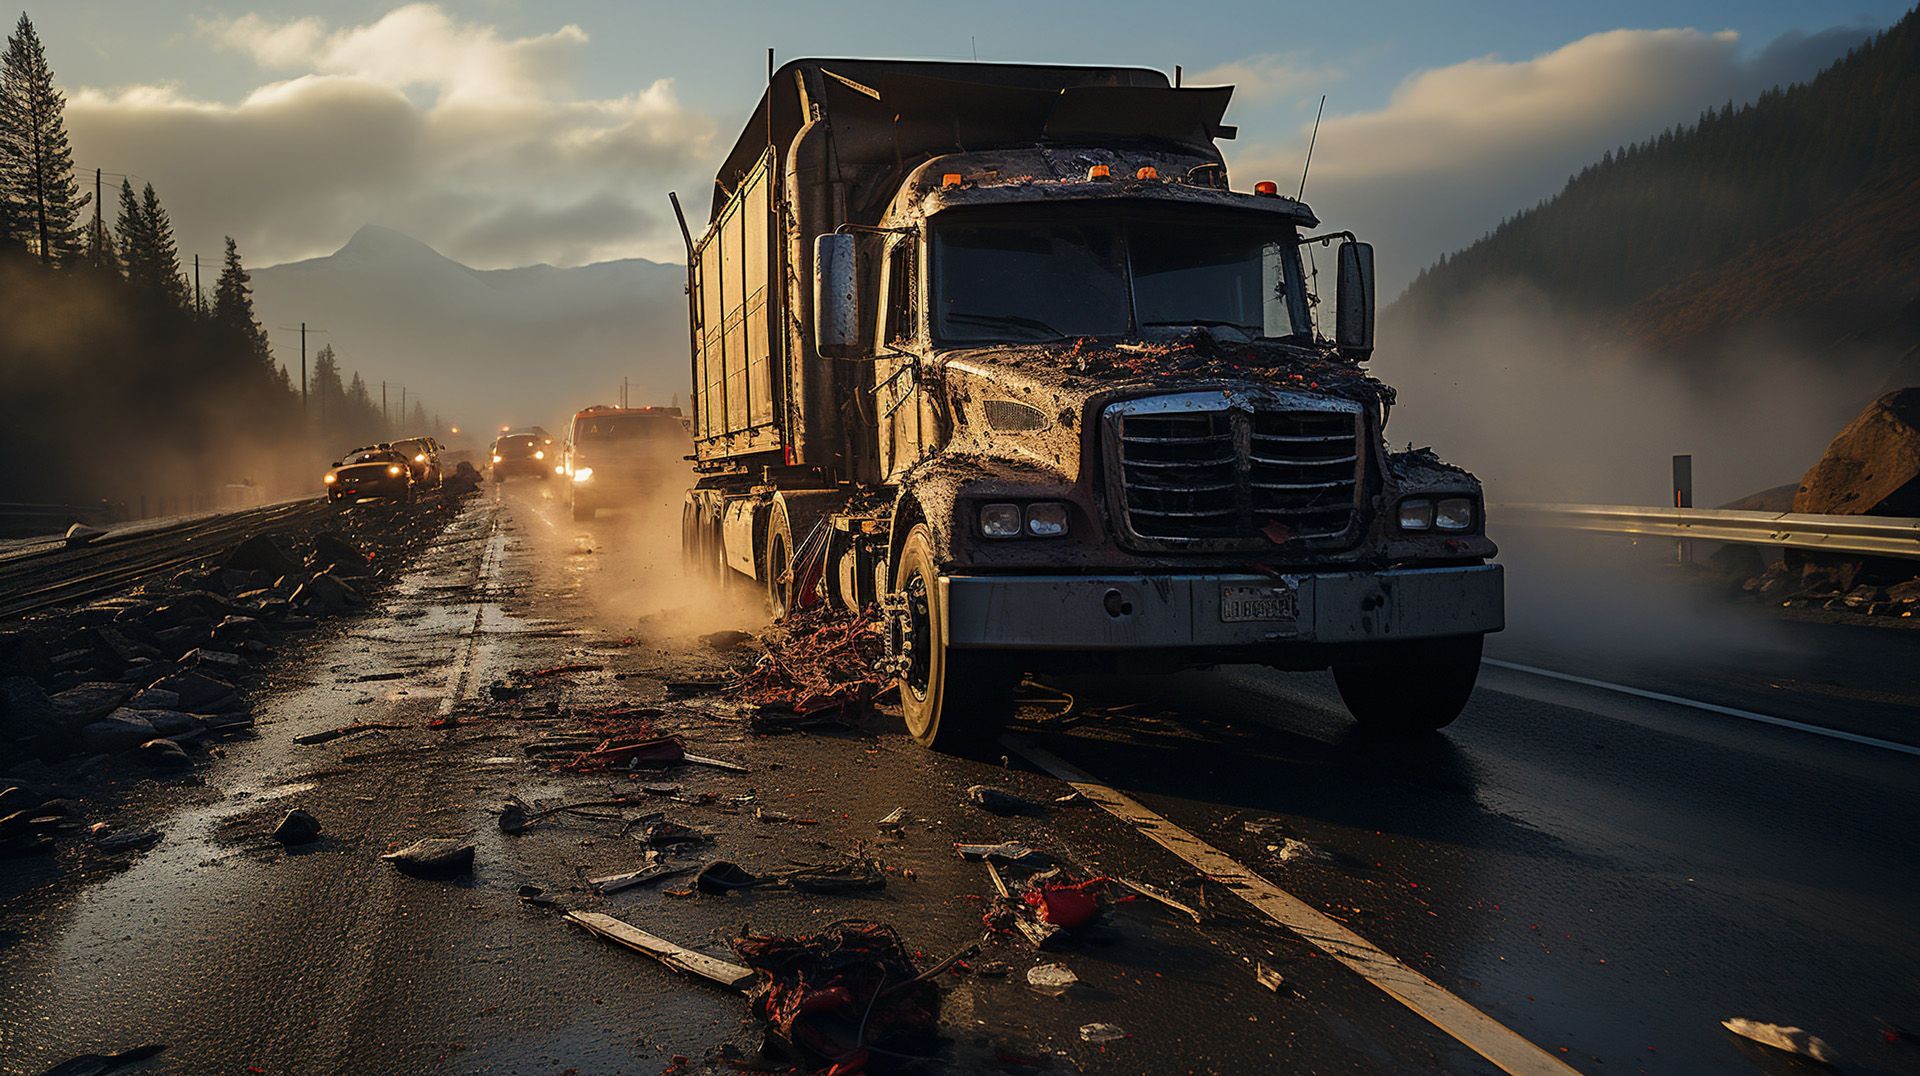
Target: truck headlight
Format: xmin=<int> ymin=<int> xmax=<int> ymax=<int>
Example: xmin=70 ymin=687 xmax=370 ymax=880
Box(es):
xmin=414 ymin=454 xmax=426 ymax=463
xmin=534 ymin=450 xmax=546 ymax=460
xmin=1025 ymin=502 xmax=1069 ymax=537
xmin=572 ymin=467 xmax=593 ymax=483
xmin=979 ymin=503 xmax=1022 ymax=538
xmin=1396 ymin=498 xmax=1434 ymax=531
xmin=323 ymin=473 xmax=336 ymax=484
xmin=492 ymin=454 xmax=503 ymax=463
xmin=388 ymin=465 xmax=403 ymax=476
xmin=1435 ymin=497 xmax=1475 ymax=531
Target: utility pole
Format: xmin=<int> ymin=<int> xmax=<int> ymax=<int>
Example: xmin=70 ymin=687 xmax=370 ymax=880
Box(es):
xmin=92 ymin=168 xmax=102 ymax=268
xmin=400 ymin=386 xmax=407 ymax=430
xmin=277 ymin=324 xmax=327 ymax=418
xmin=193 ymin=254 xmax=201 ymax=314
xmin=382 ymin=381 xmax=388 ymax=433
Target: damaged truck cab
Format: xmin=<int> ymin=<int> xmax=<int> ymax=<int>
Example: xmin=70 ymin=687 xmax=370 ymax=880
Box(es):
xmin=677 ymin=59 xmax=1503 ymax=750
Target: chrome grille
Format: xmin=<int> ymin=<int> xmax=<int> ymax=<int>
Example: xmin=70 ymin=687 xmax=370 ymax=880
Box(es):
xmin=1107 ymin=393 xmax=1363 ymax=548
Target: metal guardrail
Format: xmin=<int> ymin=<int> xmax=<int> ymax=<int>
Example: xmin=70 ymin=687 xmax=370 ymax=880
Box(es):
xmin=1497 ymin=503 xmax=1920 ymax=560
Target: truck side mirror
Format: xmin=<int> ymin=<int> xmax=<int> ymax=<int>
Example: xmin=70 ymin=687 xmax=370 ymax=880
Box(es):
xmin=813 ymin=233 xmax=860 ymax=359
xmin=1336 ymin=241 xmax=1376 ymax=360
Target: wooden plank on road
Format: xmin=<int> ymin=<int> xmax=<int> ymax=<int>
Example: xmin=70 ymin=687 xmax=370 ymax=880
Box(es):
xmin=564 ymin=911 xmax=754 ymax=991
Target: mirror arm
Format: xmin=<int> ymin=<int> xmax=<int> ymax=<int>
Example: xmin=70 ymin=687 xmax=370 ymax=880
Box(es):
xmin=1297 ymin=230 xmax=1357 ymax=248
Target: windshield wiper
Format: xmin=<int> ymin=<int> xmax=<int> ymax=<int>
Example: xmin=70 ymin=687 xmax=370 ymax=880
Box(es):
xmin=945 ymin=311 xmax=1069 ymax=339
xmin=1140 ymin=318 xmax=1258 ymax=330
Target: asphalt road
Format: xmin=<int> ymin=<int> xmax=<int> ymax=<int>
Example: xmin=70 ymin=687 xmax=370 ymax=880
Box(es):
xmin=1 ymin=486 xmax=1914 ymax=1075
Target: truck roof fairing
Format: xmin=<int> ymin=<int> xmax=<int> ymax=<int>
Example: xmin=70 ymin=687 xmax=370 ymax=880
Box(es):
xmin=710 ymin=58 xmax=1237 ymax=220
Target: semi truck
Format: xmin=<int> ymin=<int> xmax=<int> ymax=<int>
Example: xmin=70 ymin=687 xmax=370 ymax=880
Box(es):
xmin=674 ymin=59 xmax=1503 ymax=751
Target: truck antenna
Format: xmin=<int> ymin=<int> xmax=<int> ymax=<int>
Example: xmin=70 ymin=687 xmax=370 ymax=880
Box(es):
xmin=1297 ymin=94 xmax=1326 ymax=201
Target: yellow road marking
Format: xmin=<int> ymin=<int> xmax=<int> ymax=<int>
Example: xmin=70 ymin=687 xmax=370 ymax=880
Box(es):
xmin=1004 ymin=736 xmax=1579 ymax=1076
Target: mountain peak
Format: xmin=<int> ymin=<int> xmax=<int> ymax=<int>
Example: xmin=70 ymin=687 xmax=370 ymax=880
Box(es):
xmin=336 ymin=224 xmax=442 ymax=258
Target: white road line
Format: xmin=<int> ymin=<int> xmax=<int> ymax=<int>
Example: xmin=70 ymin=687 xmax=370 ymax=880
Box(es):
xmin=1003 ymin=735 xmax=1580 ymax=1076
xmin=1482 ymin=659 xmax=1920 ymax=758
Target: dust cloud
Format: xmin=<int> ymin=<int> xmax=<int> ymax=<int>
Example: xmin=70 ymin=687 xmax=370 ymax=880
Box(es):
xmin=501 ymin=466 xmax=764 ymax=643
xmin=1371 ymin=283 xmax=1893 ymax=509
xmin=1370 ymin=283 xmax=1897 ymax=669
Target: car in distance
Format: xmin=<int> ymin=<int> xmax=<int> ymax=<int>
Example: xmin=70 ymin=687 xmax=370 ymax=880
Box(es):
xmin=391 ymin=436 xmax=445 ymax=491
xmin=489 ymin=432 xmax=550 ymax=482
xmin=324 ymin=447 xmax=417 ymax=504
xmin=560 ymin=405 xmax=691 ymax=520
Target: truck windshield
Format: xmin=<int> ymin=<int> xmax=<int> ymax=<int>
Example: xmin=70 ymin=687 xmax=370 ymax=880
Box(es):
xmin=577 ymin=415 xmax=682 ymax=443
xmin=933 ymin=210 xmax=1307 ymax=345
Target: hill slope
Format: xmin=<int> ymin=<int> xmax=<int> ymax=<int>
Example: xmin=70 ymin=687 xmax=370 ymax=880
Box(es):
xmin=250 ymin=226 xmax=688 ymax=431
xmin=1395 ymin=5 xmax=1920 ymax=355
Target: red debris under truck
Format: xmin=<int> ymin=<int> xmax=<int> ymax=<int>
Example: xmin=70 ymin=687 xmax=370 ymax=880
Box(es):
xmin=672 ymin=59 xmax=1502 ymax=751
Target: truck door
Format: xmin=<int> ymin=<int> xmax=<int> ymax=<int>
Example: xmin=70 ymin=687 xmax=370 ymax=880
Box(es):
xmin=876 ymin=235 xmax=932 ymax=481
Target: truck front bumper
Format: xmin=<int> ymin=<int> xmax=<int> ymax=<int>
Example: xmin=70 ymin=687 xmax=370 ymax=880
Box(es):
xmin=941 ymin=564 xmax=1503 ymax=651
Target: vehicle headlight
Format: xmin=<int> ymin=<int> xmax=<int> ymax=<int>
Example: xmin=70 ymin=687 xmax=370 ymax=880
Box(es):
xmin=572 ymin=466 xmax=593 ymax=482
xmin=1435 ymin=497 xmax=1475 ymax=531
xmin=387 ymin=465 xmax=403 ymax=476
xmin=492 ymin=454 xmax=503 ymax=463
xmin=415 ymin=454 xmax=426 ymax=463
xmin=1397 ymin=498 xmax=1434 ymax=531
xmin=979 ymin=503 xmax=1022 ymax=538
xmin=1025 ymin=502 xmax=1069 ymax=537
xmin=534 ymin=449 xmax=546 ymax=460
xmin=323 ymin=473 xmax=336 ymax=484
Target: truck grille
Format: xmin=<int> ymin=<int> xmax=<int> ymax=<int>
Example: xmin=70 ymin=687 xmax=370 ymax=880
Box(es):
xmin=1106 ymin=393 xmax=1363 ymax=549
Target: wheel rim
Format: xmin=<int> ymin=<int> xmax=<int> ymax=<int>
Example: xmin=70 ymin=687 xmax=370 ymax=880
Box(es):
xmin=902 ymin=570 xmax=932 ymax=702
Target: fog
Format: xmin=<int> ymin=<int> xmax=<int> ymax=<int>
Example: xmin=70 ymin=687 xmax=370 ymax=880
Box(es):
xmin=1370 ymin=282 xmax=1905 ymax=671
xmin=1370 ymin=283 xmax=1895 ymax=509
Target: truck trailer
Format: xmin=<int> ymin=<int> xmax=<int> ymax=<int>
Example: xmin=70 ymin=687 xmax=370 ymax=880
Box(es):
xmin=674 ymin=58 xmax=1503 ymax=750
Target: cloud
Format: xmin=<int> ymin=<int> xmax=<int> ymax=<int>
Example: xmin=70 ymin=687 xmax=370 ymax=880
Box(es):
xmin=1225 ymin=26 xmax=1871 ymax=295
xmin=65 ymin=5 xmax=712 ymax=269
xmin=1190 ymin=53 xmax=1343 ymax=104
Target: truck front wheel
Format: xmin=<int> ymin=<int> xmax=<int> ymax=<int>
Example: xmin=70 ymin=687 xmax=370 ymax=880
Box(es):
xmin=893 ymin=525 xmax=1016 ymax=753
xmin=1332 ymin=634 xmax=1484 ymax=734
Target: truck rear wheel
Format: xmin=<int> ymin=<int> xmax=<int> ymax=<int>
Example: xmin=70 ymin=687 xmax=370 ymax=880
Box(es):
xmin=1332 ymin=634 xmax=1484 ymax=734
xmin=894 ymin=525 xmax=1016 ymax=753
xmin=764 ymin=501 xmax=794 ymax=618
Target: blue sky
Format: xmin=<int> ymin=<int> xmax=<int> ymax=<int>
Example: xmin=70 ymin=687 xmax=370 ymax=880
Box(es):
xmin=29 ymin=1 xmax=1912 ymax=282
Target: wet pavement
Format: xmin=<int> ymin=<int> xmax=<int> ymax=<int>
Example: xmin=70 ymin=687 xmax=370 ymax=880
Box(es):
xmin=1 ymin=483 xmax=1916 ymax=1075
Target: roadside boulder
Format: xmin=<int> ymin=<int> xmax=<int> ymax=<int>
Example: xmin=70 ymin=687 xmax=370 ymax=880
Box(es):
xmin=145 ymin=670 xmax=237 ymax=712
xmin=0 ymin=677 xmax=58 ymax=741
xmin=292 ymin=570 xmax=366 ymax=614
xmin=226 ymin=533 xmax=302 ymax=578
xmin=138 ymin=737 xmax=192 ymax=770
xmin=1793 ymin=388 xmax=1920 ymax=516
xmin=182 ymin=648 xmax=249 ymax=677
xmin=308 ymin=532 xmax=370 ymax=576
xmin=81 ymin=711 xmax=157 ymax=753
xmin=49 ymin=682 xmax=135 ymax=729
xmin=0 ymin=632 xmax=53 ymax=682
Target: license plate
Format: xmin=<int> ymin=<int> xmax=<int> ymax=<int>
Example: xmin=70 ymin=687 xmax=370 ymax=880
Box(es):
xmin=1219 ymin=584 xmax=1298 ymax=623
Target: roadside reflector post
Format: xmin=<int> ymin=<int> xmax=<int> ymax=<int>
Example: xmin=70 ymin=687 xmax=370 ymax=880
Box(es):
xmin=1672 ymin=454 xmax=1693 ymax=564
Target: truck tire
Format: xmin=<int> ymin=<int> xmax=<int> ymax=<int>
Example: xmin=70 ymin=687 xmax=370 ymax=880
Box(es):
xmin=893 ymin=525 xmax=1016 ymax=753
xmin=764 ymin=500 xmax=794 ymax=618
xmin=1332 ymin=634 xmax=1484 ymax=734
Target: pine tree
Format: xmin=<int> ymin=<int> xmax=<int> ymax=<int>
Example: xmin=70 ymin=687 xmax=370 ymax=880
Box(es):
xmin=407 ymin=400 xmax=428 ymax=434
xmin=139 ymin=183 xmax=188 ymax=308
xmin=113 ymin=178 xmax=147 ymax=279
xmin=311 ymin=344 xmax=345 ymax=429
xmin=0 ymin=13 xmax=88 ymax=264
xmin=211 ymin=236 xmax=270 ymax=359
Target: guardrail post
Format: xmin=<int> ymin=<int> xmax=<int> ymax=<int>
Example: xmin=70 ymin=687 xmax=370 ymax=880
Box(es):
xmin=1672 ymin=455 xmax=1694 ymax=564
